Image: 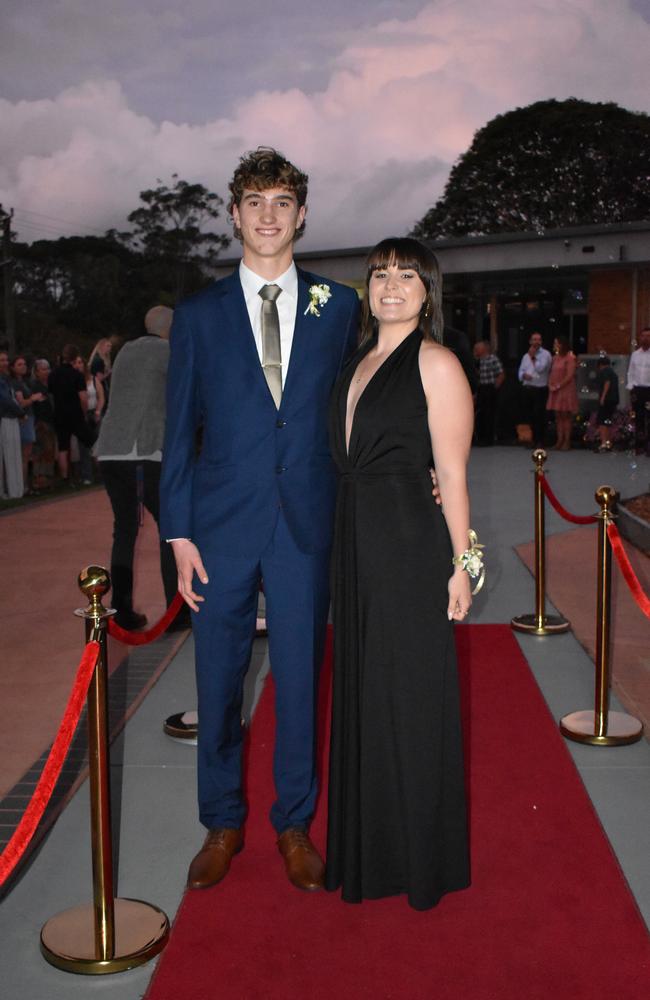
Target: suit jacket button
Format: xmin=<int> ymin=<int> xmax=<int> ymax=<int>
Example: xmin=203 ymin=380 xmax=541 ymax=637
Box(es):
xmin=276 ymin=419 xmax=286 ymax=428
xmin=276 ymin=465 xmax=286 ymax=474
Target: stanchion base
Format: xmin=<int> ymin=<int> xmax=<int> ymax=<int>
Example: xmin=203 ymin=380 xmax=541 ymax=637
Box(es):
xmin=40 ymin=897 xmax=169 ymax=975
xmin=511 ymin=613 xmax=570 ymax=635
xmin=560 ymin=710 xmax=644 ymax=747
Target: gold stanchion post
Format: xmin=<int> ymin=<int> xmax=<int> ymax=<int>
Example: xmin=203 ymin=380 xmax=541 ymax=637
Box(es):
xmin=560 ymin=488 xmax=643 ymax=746
xmin=40 ymin=566 xmax=169 ymax=974
xmin=511 ymin=449 xmax=570 ymax=635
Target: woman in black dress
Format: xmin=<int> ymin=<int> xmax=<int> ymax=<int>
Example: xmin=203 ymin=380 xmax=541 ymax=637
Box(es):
xmin=326 ymin=237 xmax=476 ymax=910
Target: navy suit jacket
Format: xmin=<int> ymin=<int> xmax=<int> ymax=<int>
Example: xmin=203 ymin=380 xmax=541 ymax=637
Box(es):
xmin=160 ymin=267 xmax=360 ymax=557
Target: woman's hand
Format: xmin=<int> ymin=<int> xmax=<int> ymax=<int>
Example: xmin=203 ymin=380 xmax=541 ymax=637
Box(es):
xmin=447 ymin=567 xmax=472 ymax=621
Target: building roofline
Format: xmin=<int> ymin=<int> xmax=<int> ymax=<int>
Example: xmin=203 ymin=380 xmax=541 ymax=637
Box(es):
xmin=214 ymin=220 xmax=650 ymax=268
xmin=421 ymin=219 xmax=650 ymax=251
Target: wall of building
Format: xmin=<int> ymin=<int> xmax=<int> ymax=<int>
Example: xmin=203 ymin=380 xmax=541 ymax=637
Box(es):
xmin=637 ymin=267 xmax=650 ymax=335
xmin=588 ymin=267 xmax=650 ymax=354
xmin=211 ymin=224 xmax=650 ymax=356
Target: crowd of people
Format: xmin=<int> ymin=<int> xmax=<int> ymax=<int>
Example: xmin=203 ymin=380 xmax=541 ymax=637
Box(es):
xmin=3 ymin=329 xmax=646 ymax=505
xmin=2 ymin=320 xmax=649 ymax=506
xmin=0 ymin=338 xmax=112 ymax=499
xmin=471 ymin=328 xmax=649 ymax=453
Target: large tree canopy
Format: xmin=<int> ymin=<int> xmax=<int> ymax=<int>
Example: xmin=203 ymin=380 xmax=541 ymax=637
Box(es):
xmin=412 ymin=99 xmax=650 ymax=238
xmin=2 ymin=175 xmax=230 ymax=356
xmin=120 ymin=174 xmax=230 ymax=299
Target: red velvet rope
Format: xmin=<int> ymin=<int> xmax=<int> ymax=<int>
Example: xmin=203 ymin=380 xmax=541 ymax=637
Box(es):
xmin=607 ymin=523 xmax=650 ymax=619
xmin=0 ymin=641 xmax=100 ymax=886
xmin=540 ymin=474 xmax=598 ymax=525
xmin=107 ymin=591 xmax=185 ymax=645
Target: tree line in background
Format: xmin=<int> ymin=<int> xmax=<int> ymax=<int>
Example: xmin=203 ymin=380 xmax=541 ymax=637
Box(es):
xmin=0 ymin=175 xmax=231 ymax=359
xmin=1 ymin=99 xmax=649 ymax=359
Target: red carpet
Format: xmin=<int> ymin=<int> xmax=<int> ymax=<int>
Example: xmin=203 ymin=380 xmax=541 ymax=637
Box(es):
xmin=145 ymin=626 xmax=649 ymax=1000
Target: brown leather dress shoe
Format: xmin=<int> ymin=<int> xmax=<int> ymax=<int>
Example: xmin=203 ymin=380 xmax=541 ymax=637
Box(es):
xmin=277 ymin=828 xmax=324 ymax=891
xmin=187 ymin=828 xmax=243 ymax=889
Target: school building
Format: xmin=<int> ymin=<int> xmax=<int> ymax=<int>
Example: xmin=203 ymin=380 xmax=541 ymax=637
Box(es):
xmin=215 ymin=219 xmax=650 ymax=366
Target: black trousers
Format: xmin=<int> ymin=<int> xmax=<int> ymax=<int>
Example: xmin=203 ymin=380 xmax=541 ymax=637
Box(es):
xmin=631 ymin=386 xmax=650 ymax=454
xmin=100 ymin=460 xmax=178 ymax=615
xmin=522 ymin=386 xmax=549 ymax=446
xmin=55 ymin=414 xmax=96 ymax=452
xmin=475 ymin=384 xmax=498 ymax=445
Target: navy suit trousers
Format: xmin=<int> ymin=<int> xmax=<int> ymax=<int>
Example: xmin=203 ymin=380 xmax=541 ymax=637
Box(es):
xmin=192 ymin=509 xmax=330 ymax=833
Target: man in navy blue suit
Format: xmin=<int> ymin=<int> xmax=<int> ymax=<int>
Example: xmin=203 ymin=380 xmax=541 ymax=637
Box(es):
xmin=160 ymin=148 xmax=359 ymax=892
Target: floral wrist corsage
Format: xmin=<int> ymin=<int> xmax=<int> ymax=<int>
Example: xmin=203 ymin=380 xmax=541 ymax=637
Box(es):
xmin=452 ymin=529 xmax=486 ymax=594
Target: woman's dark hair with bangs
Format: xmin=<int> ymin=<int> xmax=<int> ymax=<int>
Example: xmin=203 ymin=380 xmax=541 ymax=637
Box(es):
xmin=359 ymin=237 xmax=443 ymax=346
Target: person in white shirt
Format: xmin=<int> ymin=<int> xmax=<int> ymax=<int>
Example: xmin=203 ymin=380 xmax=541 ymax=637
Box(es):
xmin=518 ymin=331 xmax=552 ymax=446
xmin=626 ymin=327 xmax=650 ymax=455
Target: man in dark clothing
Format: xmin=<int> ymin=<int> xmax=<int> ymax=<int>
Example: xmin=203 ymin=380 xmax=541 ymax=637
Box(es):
xmin=473 ymin=340 xmax=504 ymax=445
xmin=595 ymin=356 xmax=620 ymax=451
xmin=48 ymin=344 xmax=96 ymax=483
xmin=31 ymin=359 xmax=57 ymax=490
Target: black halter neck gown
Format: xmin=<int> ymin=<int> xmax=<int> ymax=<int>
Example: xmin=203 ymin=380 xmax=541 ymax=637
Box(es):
xmin=325 ymin=329 xmax=470 ymax=910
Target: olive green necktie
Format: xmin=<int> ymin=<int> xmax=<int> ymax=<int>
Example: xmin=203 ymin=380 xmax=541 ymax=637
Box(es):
xmin=259 ymin=283 xmax=283 ymax=408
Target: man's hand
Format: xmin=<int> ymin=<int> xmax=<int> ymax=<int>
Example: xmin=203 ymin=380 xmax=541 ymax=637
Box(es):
xmin=171 ymin=539 xmax=208 ymax=612
xmin=429 ymin=468 xmax=442 ymax=506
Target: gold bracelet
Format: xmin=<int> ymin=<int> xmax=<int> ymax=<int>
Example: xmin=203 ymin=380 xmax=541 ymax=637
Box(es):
xmin=452 ymin=529 xmax=486 ymax=595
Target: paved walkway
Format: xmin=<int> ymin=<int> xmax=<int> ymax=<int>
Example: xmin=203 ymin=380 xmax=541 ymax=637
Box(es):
xmin=517 ymin=523 xmax=650 ymax=733
xmin=0 ymin=487 xmax=172 ymax=797
xmin=0 ymin=448 xmax=648 ymax=998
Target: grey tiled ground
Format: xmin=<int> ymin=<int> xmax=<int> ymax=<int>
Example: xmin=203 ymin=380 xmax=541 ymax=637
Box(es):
xmin=0 ymin=632 xmax=185 ymax=858
xmin=0 ymin=447 xmax=647 ymax=998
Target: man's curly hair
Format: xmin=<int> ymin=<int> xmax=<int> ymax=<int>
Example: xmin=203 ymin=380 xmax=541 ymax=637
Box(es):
xmin=228 ymin=147 xmax=309 ymax=241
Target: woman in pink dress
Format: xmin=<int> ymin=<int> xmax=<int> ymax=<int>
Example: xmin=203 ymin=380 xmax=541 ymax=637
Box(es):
xmin=546 ymin=336 xmax=578 ymax=450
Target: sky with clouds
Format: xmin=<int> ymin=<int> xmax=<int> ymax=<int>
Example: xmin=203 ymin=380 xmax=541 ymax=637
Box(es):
xmin=1 ymin=0 xmax=650 ymax=252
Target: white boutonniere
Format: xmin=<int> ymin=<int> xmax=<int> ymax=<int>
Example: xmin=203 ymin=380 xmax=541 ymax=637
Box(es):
xmin=304 ymin=283 xmax=332 ymax=317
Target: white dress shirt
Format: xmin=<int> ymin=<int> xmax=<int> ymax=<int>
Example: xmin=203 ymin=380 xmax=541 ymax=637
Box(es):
xmin=518 ymin=347 xmax=552 ymax=388
xmin=99 ymin=442 xmax=162 ymax=462
xmin=239 ymin=260 xmax=298 ymax=387
xmin=626 ymin=347 xmax=650 ymax=390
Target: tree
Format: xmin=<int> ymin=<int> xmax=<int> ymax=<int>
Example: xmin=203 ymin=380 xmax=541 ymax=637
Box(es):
xmin=11 ymin=234 xmax=147 ymax=356
xmin=0 ymin=205 xmax=17 ymax=353
xmin=123 ymin=174 xmax=230 ymax=299
xmin=412 ymin=99 xmax=650 ymax=238
xmin=7 ymin=176 xmax=231 ymax=356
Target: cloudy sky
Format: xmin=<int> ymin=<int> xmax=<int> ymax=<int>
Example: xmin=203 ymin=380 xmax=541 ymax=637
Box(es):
xmin=1 ymin=0 xmax=650 ymax=252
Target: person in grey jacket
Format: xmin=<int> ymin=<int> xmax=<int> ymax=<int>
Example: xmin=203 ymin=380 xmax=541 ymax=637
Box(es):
xmin=96 ymin=306 xmax=182 ymax=630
